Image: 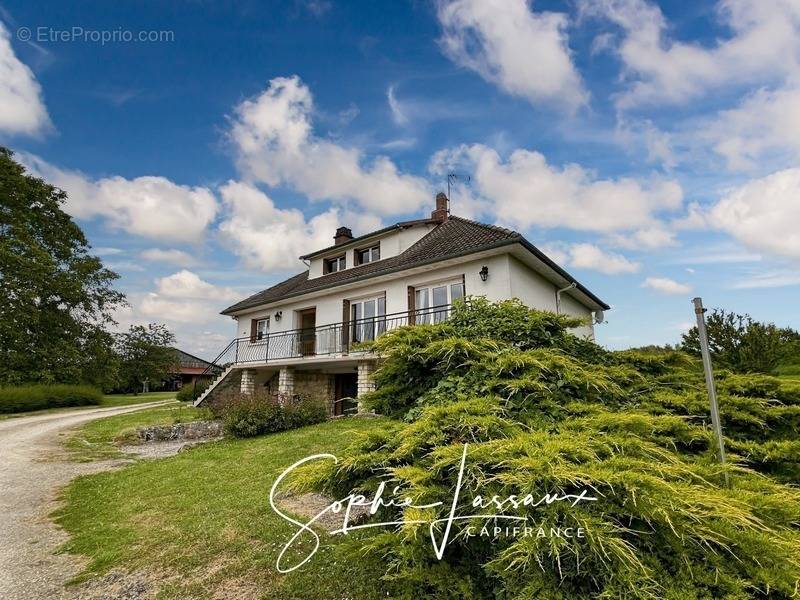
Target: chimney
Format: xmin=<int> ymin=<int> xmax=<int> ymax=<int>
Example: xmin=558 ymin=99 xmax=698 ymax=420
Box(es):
xmin=431 ymin=192 xmax=449 ymax=222
xmin=334 ymin=226 xmax=354 ymax=245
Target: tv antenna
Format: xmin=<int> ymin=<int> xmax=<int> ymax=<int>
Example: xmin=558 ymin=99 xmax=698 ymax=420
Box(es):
xmin=447 ymin=173 xmax=470 ymax=201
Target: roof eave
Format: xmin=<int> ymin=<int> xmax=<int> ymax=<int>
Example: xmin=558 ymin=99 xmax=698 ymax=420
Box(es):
xmin=515 ymin=238 xmax=610 ymax=311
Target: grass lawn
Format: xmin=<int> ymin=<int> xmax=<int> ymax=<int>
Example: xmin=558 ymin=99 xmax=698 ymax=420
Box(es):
xmin=100 ymin=391 xmax=179 ymax=407
xmin=54 ymin=417 xmax=389 ymax=599
xmin=64 ymin=403 xmax=212 ymax=462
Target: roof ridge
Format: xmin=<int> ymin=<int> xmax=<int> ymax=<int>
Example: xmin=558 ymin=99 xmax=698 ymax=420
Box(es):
xmin=448 ymin=214 xmax=521 ymax=238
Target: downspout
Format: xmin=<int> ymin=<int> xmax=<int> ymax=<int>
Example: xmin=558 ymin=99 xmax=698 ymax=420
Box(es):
xmin=555 ymin=282 xmax=577 ymax=315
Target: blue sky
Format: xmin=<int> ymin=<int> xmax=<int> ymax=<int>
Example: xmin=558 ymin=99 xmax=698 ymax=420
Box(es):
xmin=3 ymin=0 xmax=800 ymax=358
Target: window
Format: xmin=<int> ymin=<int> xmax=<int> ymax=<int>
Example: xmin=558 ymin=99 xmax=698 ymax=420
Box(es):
xmin=351 ymin=295 xmax=386 ymax=342
xmin=255 ymin=318 xmax=269 ymax=341
xmin=355 ymin=244 xmax=380 ymax=265
xmin=325 ymin=254 xmax=346 ymax=273
xmin=415 ymin=279 xmax=464 ymax=324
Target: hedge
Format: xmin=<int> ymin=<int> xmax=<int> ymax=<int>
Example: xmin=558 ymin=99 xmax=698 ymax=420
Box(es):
xmin=0 ymin=384 xmax=103 ymax=414
xmin=218 ymin=392 xmax=328 ymax=438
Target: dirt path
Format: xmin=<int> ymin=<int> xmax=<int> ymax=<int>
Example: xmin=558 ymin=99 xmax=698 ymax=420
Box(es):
xmin=0 ymin=401 xmax=175 ymax=600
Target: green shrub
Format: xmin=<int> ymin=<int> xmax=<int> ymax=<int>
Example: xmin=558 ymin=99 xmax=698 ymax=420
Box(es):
xmin=293 ymin=299 xmax=800 ymax=599
xmin=219 ymin=392 xmax=327 ymax=438
xmin=175 ymin=381 xmax=208 ymax=403
xmin=774 ymin=362 xmax=800 ymax=377
xmin=0 ymin=384 xmax=102 ymax=413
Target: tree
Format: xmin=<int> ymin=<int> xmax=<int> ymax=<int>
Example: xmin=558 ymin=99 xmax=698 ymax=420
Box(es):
xmin=680 ymin=308 xmax=800 ymax=373
xmin=0 ymin=147 xmax=125 ymax=385
xmin=115 ymin=324 xmax=177 ymax=393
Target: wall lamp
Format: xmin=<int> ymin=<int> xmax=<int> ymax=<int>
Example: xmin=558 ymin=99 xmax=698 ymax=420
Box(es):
xmin=479 ymin=265 xmax=489 ymax=282
xmin=274 ymin=310 xmax=283 ymax=321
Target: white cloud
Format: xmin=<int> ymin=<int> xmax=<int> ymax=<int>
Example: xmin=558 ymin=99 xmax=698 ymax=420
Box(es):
xmin=615 ymin=118 xmax=676 ymax=169
xmin=731 ymin=270 xmax=800 ymax=289
xmin=607 ymin=225 xmax=677 ymax=250
xmin=21 ymin=154 xmax=217 ymax=243
xmin=436 ymin=0 xmax=587 ymax=111
xmin=229 ymin=76 xmax=430 ymax=216
xmin=140 ymin=248 xmax=199 ymax=267
xmin=567 ymin=243 xmax=641 ymax=274
xmin=540 ymin=242 xmax=640 ymax=274
xmin=93 ymin=247 xmax=124 ymax=256
xmin=642 ymin=276 xmax=692 ymax=295
xmin=0 ymin=22 xmax=51 ymax=136
xmin=585 ymin=0 xmax=800 ymax=108
xmin=710 ymin=168 xmax=800 ymax=261
xmin=430 ymin=143 xmax=683 ymax=232
xmin=114 ymin=270 xmax=243 ymax=358
xmin=153 ymin=269 xmax=238 ymax=301
xmin=671 ymin=202 xmax=709 ymax=231
xmin=387 ymin=85 xmax=408 ymax=126
xmin=705 ymin=86 xmax=800 ymax=170
xmin=384 ymin=84 xmax=477 ymax=130
xmin=668 ymin=247 xmax=762 ymax=266
xmin=218 ymin=180 xmax=382 ymax=273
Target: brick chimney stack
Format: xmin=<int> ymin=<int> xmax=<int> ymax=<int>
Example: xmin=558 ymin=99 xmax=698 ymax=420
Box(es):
xmin=431 ymin=192 xmax=449 ymax=222
xmin=334 ymin=226 xmax=354 ymax=245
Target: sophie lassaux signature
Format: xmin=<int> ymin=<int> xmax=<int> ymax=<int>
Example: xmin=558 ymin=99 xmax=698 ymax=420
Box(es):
xmin=269 ymin=443 xmax=597 ymax=573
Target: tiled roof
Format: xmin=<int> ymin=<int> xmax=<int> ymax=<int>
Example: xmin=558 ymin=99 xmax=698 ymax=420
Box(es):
xmin=172 ymin=348 xmax=215 ymax=368
xmin=221 ymin=216 xmax=608 ymax=314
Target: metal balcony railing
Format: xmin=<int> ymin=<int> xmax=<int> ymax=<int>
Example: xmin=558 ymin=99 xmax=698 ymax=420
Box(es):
xmin=200 ymin=304 xmax=455 ymax=374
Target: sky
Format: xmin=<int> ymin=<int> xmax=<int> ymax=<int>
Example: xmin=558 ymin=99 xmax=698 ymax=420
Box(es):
xmin=2 ymin=0 xmax=800 ymax=358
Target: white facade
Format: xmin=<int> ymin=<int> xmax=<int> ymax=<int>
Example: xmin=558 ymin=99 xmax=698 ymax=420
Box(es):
xmin=232 ymin=250 xmax=595 ymax=343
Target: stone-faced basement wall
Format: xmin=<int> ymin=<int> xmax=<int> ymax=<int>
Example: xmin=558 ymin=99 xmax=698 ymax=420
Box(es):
xmin=293 ymin=371 xmax=335 ymax=413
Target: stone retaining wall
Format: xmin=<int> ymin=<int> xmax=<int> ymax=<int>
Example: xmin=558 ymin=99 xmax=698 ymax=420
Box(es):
xmin=136 ymin=420 xmax=223 ymax=442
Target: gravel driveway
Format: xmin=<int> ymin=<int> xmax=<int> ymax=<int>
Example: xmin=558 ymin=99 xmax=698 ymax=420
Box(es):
xmin=0 ymin=401 xmax=174 ymax=600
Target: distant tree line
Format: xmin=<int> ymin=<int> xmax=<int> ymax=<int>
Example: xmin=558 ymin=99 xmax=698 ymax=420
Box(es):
xmin=0 ymin=147 xmax=178 ymax=393
xmin=680 ymin=309 xmax=800 ymax=374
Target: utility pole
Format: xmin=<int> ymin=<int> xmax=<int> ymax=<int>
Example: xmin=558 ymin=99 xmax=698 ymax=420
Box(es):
xmin=693 ymin=297 xmax=729 ymax=487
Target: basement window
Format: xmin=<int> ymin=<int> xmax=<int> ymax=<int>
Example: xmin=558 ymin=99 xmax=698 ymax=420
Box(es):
xmin=325 ymin=254 xmax=346 ymax=273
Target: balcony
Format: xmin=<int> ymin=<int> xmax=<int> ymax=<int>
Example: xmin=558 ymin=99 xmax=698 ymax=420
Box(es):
xmin=206 ymin=304 xmax=455 ymax=369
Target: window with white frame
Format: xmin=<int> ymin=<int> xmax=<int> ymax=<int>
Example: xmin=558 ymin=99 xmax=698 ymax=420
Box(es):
xmin=415 ymin=279 xmax=464 ymax=324
xmin=255 ymin=317 xmax=269 ymax=341
xmin=325 ymin=254 xmax=346 ymax=273
xmin=350 ymin=295 xmax=386 ymax=342
xmin=355 ymin=244 xmax=380 ymax=265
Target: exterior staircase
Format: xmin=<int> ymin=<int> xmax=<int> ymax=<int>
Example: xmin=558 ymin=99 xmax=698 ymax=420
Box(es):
xmin=194 ymin=365 xmax=239 ymax=407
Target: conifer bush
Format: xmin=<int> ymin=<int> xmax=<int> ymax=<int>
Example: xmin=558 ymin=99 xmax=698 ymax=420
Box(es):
xmin=291 ymin=299 xmax=800 ymax=599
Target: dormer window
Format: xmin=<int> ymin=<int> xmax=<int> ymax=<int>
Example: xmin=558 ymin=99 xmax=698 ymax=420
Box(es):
xmin=325 ymin=254 xmax=346 ymax=274
xmin=355 ymin=244 xmax=380 ymax=265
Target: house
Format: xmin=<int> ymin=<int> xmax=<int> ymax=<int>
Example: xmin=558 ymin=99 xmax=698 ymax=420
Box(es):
xmin=164 ymin=348 xmax=219 ymax=391
xmin=195 ymin=193 xmax=609 ymax=413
